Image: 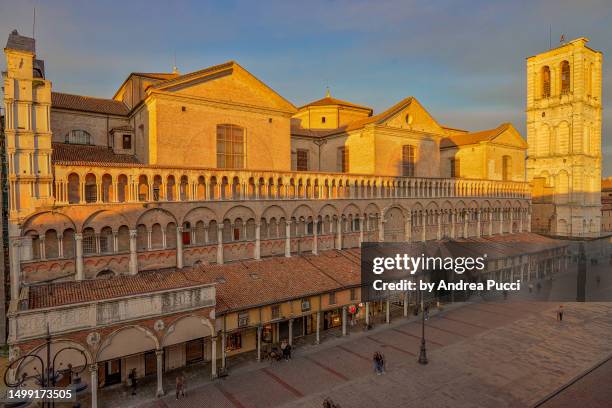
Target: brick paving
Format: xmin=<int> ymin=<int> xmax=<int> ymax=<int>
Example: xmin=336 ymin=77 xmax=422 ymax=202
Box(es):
xmin=88 ymin=301 xmax=611 ymax=408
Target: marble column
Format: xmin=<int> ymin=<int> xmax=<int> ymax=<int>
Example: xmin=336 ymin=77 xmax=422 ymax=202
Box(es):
xmin=129 ymin=229 xmax=138 ymax=275
xmin=476 ymin=210 xmax=481 ymax=238
xmin=358 ymin=217 xmax=364 ymax=245
xmin=89 ymin=363 xmax=98 ymax=408
xmin=284 ymin=221 xmax=291 ymax=258
xmin=217 ymin=224 xmax=224 ymax=265
xmin=10 ymin=239 xmax=22 ymax=300
xmin=450 ymin=212 xmax=456 ymax=239
xmin=288 ymin=318 xmax=294 ymax=346
xmin=57 ymin=233 xmax=64 ymax=258
xmin=156 ymin=350 xmax=164 ymax=397
xmin=75 ymin=233 xmax=84 ymax=280
xmin=336 ymin=218 xmax=342 ymax=250
xmin=211 ymin=336 xmax=218 ymax=379
xmin=315 ymin=312 xmax=321 ymax=344
xmin=256 ymin=326 xmax=262 ymax=361
xmin=386 ymin=298 xmax=390 ymax=324
xmin=313 ymin=220 xmax=319 ymax=255
xmin=404 ymin=215 xmax=412 ymax=243
xmin=254 ymin=222 xmax=261 ymax=260
xmin=176 ymin=226 xmax=183 ymax=269
xmin=378 ymin=216 xmax=384 ymax=242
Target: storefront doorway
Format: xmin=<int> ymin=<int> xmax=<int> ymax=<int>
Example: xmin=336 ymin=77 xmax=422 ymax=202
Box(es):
xmin=186 ymin=338 xmax=204 ymax=365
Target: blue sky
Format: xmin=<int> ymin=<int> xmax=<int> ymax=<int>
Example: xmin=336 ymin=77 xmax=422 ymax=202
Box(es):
xmin=1 ymin=0 xmax=610 ymax=175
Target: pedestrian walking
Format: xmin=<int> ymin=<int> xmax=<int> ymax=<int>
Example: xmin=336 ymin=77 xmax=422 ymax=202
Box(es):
xmin=373 ymin=352 xmax=383 ymax=374
xmin=175 ymin=373 xmax=185 ymax=399
xmin=379 ymin=352 xmax=386 ymax=374
xmin=557 ymin=305 xmax=564 ymax=321
xmin=424 ymin=304 xmax=429 ymax=320
xmin=528 ymin=283 xmax=533 ymax=293
xmin=128 ymin=368 xmax=137 ymax=396
xmin=286 ymin=343 xmax=292 ymax=360
xmin=281 ymin=340 xmax=289 ymax=360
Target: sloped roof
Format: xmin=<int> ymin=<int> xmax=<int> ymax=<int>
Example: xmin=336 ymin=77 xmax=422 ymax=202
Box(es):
xmin=52 ymin=143 xmax=140 ymax=165
xmin=150 ymin=61 xmax=297 ymax=113
xmin=440 ymin=123 xmax=519 ymax=148
xmin=299 ymin=96 xmax=373 ymax=113
xmin=52 ymin=92 xmax=129 ymax=116
xmin=28 ymin=249 xmax=361 ymax=310
xmin=5 ymin=29 xmax=35 ymax=53
xmin=291 ymin=97 xmax=415 ymax=138
xmin=131 ymin=72 xmax=180 ymax=81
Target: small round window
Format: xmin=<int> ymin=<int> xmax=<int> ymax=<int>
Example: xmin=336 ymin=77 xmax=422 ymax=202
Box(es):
xmin=405 ymin=114 xmax=413 ymax=125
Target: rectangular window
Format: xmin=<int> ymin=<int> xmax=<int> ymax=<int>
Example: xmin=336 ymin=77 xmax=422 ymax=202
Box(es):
xmin=301 ymin=299 xmax=311 ymax=312
xmin=271 ymin=305 xmax=280 ymax=320
xmin=450 ymin=158 xmax=460 ymax=178
xmin=217 ymin=124 xmax=245 ymax=169
xmin=402 ymin=145 xmax=415 ymax=177
xmin=238 ymin=311 xmax=249 ymax=327
xmin=85 ymin=185 xmax=97 ymax=203
xmin=122 ymin=134 xmax=132 ymax=149
xmin=296 ymin=149 xmax=309 ymax=171
xmin=350 ymin=288 xmax=357 ymax=301
xmin=226 ymin=333 xmax=242 ymax=351
xmin=338 ymin=146 xmax=349 ymax=173
xmin=329 ymin=292 xmax=336 ymax=305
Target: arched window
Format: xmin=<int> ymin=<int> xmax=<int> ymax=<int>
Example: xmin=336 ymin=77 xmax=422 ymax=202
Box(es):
xmin=560 ymin=61 xmax=570 ymax=94
xmin=541 ymin=66 xmax=551 ymax=98
xmin=68 ymin=173 xmax=80 ymax=204
xmin=502 ymin=156 xmax=512 ymax=181
xmin=66 ymin=130 xmax=92 ymax=145
xmin=217 ymin=124 xmax=245 ymax=169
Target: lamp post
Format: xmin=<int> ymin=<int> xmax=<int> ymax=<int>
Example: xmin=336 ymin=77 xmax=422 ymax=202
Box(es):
xmin=418 ymin=287 xmax=428 ymax=365
xmin=4 ymin=327 xmax=88 ymax=407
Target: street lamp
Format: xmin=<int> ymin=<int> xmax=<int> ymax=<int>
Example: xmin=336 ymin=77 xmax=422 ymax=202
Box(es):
xmin=4 ymin=327 xmax=88 ymax=407
xmin=418 ymin=284 xmax=428 ymax=365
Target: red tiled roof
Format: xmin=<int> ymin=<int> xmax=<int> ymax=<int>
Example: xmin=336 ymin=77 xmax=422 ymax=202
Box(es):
xmin=52 ymin=143 xmax=140 ymax=165
xmin=52 ymin=92 xmax=129 ymax=116
xmin=28 ymin=267 xmax=214 ymax=309
xmin=440 ymin=123 xmax=510 ymax=148
xmin=28 ymin=249 xmax=361 ymax=311
xmin=299 ymin=96 xmax=373 ymax=113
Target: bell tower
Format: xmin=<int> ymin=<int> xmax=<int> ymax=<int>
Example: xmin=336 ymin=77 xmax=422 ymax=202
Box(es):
xmin=2 ymin=30 xmax=53 ymax=223
xmin=526 ymin=37 xmax=602 ymax=237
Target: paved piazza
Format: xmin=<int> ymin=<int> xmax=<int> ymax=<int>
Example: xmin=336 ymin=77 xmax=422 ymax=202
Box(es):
xmin=92 ymin=301 xmax=612 ymax=408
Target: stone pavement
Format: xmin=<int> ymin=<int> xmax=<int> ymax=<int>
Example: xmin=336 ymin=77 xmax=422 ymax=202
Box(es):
xmin=86 ymin=300 xmax=612 ymax=408
xmin=536 ymin=355 xmax=612 ymax=408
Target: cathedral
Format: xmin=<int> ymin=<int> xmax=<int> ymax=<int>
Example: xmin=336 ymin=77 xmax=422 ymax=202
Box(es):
xmin=0 ymin=29 xmax=596 ymax=405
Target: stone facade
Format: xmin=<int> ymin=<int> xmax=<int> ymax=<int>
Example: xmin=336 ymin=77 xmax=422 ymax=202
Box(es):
xmin=526 ymin=37 xmax=603 ymax=237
